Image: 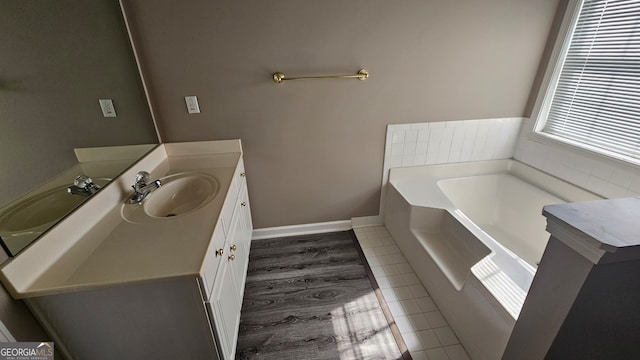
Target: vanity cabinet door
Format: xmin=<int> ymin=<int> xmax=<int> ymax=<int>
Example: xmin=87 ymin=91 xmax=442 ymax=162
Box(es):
xmin=210 ymin=254 xmax=241 ymax=360
xmin=201 ymin=221 xmax=226 ymax=300
xmin=208 ymin=158 xmax=253 ymax=360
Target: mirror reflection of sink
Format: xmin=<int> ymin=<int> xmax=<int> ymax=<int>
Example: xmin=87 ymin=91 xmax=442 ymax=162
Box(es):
xmin=0 ymin=186 xmax=84 ymax=235
xmin=0 ymin=178 xmax=110 ymax=254
xmin=122 ymin=173 xmax=219 ymax=223
xmin=0 ymin=178 xmax=111 ymax=233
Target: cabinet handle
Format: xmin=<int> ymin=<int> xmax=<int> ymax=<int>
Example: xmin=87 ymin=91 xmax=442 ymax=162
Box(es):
xmin=241 ymin=202 xmax=247 ymax=207
xmin=216 ymin=248 xmax=224 ymax=256
xmin=240 ymin=172 xmax=246 ymax=177
xmin=230 ymin=244 xmax=237 ymax=251
xmin=228 ymin=254 xmax=235 ymax=261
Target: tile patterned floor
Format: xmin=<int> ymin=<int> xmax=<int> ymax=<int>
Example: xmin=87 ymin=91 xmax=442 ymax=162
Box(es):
xmin=353 ymin=226 xmax=471 ymax=360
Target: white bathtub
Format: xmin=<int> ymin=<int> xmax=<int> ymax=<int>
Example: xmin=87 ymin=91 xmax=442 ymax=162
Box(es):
xmin=384 ymin=159 xmax=600 ymax=360
xmin=438 ymin=173 xmax=564 ymax=267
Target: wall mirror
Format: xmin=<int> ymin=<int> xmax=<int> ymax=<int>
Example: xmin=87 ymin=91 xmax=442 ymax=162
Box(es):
xmin=0 ymin=0 xmax=159 ymax=257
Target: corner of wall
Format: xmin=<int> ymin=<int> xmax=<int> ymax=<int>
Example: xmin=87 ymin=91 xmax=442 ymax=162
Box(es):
xmin=523 ymin=0 xmax=571 ymax=117
xmin=0 ymin=282 xmax=48 ymax=341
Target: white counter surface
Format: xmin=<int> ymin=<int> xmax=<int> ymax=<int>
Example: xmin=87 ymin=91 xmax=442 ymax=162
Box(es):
xmin=1 ymin=140 xmax=243 ymax=298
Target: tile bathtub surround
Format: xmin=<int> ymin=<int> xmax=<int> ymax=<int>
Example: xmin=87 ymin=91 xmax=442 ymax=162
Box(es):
xmin=380 ymin=118 xmax=523 ymax=216
xmin=354 ymin=226 xmax=471 ymax=360
xmin=515 ymin=118 xmax=640 ymax=199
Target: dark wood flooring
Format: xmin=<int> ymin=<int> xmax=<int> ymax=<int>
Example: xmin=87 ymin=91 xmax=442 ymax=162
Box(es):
xmin=236 ymin=231 xmax=404 ymax=360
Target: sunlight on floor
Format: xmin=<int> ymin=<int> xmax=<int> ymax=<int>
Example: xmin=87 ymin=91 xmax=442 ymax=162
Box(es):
xmin=331 ymin=291 xmax=400 ymax=359
xmin=353 ymin=225 xmax=471 ymax=360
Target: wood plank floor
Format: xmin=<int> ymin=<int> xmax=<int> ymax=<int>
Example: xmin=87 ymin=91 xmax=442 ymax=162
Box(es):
xmin=236 ymin=231 xmax=404 ymax=360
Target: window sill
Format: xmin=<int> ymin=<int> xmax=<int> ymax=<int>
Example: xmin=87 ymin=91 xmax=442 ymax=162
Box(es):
xmin=525 ymin=130 xmax=640 ymax=170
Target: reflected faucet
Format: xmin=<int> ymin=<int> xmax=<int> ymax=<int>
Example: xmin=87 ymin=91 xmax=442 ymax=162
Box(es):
xmin=67 ymin=175 xmax=101 ymax=197
xmin=128 ymin=171 xmax=161 ymax=204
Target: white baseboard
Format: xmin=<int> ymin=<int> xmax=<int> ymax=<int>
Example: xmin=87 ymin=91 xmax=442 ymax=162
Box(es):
xmin=351 ymin=215 xmax=384 ymax=228
xmin=251 ymin=220 xmax=353 ymax=241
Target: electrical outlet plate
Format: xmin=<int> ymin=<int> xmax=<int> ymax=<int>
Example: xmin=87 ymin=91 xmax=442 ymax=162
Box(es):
xmin=185 ymin=96 xmax=200 ymax=114
xmin=98 ymin=99 xmax=117 ymax=117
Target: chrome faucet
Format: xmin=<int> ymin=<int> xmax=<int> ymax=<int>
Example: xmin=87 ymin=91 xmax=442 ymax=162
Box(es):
xmin=67 ymin=175 xmax=101 ymax=197
xmin=128 ymin=171 xmax=161 ymax=204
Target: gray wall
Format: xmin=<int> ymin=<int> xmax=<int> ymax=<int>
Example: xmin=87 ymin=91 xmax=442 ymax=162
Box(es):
xmin=0 ymin=0 xmax=157 ymax=207
xmin=124 ymin=0 xmax=562 ymax=228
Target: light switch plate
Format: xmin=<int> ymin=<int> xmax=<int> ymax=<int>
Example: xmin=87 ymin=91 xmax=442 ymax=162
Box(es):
xmin=185 ymin=96 xmax=200 ymax=114
xmin=99 ymin=99 xmax=116 ymax=117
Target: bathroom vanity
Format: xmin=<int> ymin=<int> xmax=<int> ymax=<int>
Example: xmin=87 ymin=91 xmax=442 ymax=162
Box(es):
xmin=0 ymin=140 xmax=252 ymax=360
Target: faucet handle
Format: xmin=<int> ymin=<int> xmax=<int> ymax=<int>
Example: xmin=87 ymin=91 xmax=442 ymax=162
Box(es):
xmin=74 ymin=175 xmax=94 ymax=189
xmin=69 ymin=175 xmax=100 ymax=196
xmin=134 ymin=171 xmax=151 ymax=184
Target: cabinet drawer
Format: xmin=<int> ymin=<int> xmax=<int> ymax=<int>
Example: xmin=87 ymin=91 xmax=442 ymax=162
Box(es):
xmin=221 ymin=158 xmax=246 ymax=236
xmin=235 ymin=158 xmax=246 ymax=186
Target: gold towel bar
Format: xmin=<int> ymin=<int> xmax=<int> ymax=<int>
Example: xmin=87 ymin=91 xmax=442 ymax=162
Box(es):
xmin=272 ymin=69 xmax=369 ymax=83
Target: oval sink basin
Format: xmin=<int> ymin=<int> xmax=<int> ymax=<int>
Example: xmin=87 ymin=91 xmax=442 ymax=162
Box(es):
xmin=121 ymin=173 xmax=219 ymax=223
xmin=144 ymin=174 xmax=219 ymax=218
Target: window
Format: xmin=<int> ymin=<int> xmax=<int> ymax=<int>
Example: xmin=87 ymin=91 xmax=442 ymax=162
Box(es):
xmin=533 ymin=0 xmax=640 ymax=163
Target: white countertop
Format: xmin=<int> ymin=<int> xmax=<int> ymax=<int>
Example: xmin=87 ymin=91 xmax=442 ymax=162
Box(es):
xmin=0 ymin=140 xmax=243 ymax=298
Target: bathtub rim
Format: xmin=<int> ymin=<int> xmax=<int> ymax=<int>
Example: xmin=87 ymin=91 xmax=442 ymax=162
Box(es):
xmin=389 ymin=159 xmax=600 ymax=205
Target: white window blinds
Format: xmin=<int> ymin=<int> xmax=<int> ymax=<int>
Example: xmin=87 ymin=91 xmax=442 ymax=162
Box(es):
xmin=542 ymin=0 xmax=640 ymax=160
